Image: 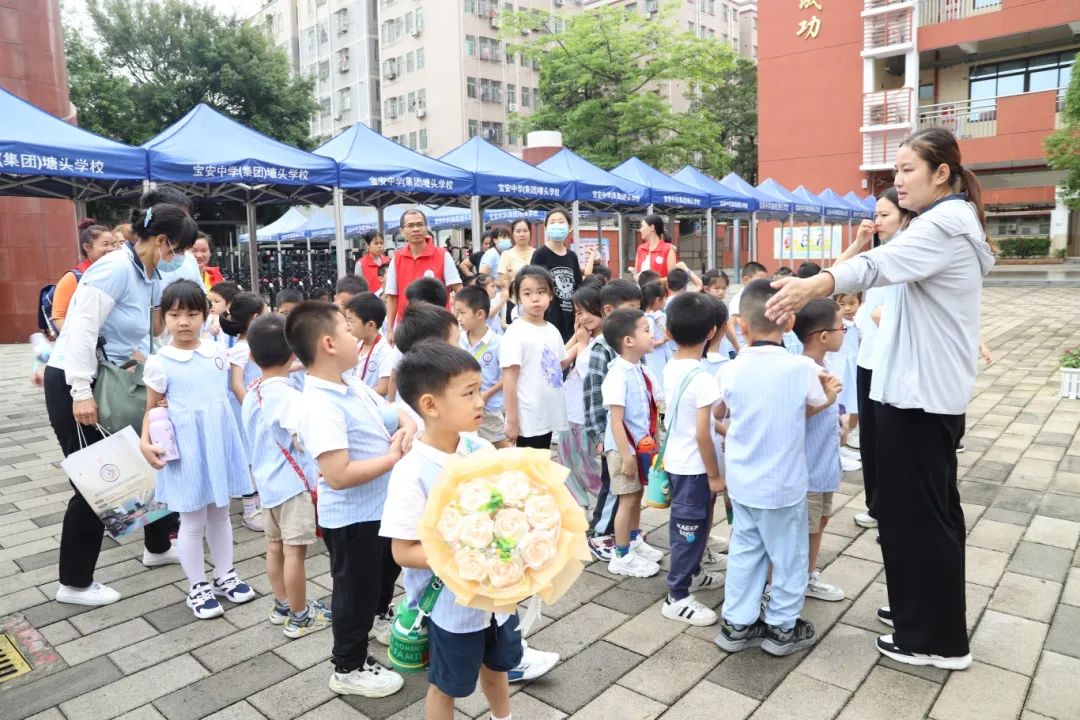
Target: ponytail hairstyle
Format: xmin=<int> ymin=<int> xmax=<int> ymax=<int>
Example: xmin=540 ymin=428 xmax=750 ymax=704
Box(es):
xmin=128 ymin=203 xmax=199 ymax=252
xmin=77 ymin=218 xmax=110 ymax=259
xmin=641 ymin=214 xmax=665 ymax=241
xmin=899 ymin=128 xmax=986 ymax=232
xmin=220 ymin=291 xmax=266 ymax=338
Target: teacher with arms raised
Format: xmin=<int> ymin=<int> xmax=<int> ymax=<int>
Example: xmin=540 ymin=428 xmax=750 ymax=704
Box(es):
xmin=765 ymin=128 xmax=994 ymax=670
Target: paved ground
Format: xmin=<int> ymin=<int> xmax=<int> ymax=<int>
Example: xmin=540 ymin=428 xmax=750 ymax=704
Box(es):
xmin=1 ymin=285 xmax=1079 ymax=720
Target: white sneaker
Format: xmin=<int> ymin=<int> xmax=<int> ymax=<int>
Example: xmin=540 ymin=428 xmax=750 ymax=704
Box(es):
xmin=242 ymin=506 xmax=264 ymax=532
xmin=186 ymin=582 xmax=225 ymax=619
xmin=328 ymin=656 xmax=404 ymax=697
xmin=854 ymin=512 xmax=878 ymax=529
xmin=839 ymin=446 xmax=861 ymax=461
xmin=55 ymin=581 xmax=121 ymax=606
xmin=702 ymin=548 xmax=728 ymax=570
xmin=847 ymin=428 xmax=860 ymax=449
xmin=142 ymin=546 xmax=180 ymax=568
xmin=630 ymin=535 xmax=664 ymax=563
xmin=841 ymin=455 xmax=862 ymax=472
xmin=661 ymin=594 xmax=717 ymax=626
xmin=876 ymin=634 xmax=971 ymax=670
xmin=370 ymin=608 xmax=394 ymax=646
xmin=709 ymin=534 xmax=729 ymax=553
xmin=805 ymin=571 xmax=845 ymax=602
xmin=508 ymin=642 xmax=559 ymax=682
xmin=608 ymin=551 xmax=660 ymax=578
xmin=690 ymin=569 xmax=725 ymax=591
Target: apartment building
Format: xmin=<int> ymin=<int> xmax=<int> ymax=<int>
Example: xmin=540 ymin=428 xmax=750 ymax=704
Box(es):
xmin=253 ymin=0 xmax=382 ymax=143
xmin=582 ymin=0 xmax=757 ymax=60
xmin=758 ymin=0 xmax=1078 ymax=257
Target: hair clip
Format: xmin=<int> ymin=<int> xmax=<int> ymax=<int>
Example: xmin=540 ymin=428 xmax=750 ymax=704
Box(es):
xmin=143 ymin=207 xmax=153 ymax=228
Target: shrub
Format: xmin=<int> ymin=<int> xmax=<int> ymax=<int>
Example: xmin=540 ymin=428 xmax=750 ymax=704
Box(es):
xmin=995 ymin=237 xmax=1051 ymax=258
xmin=1061 ymin=347 xmax=1080 ymax=369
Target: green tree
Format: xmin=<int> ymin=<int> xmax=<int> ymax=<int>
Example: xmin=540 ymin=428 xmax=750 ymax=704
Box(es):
xmin=502 ymin=2 xmax=746 ymax=179
xmin=691 ymin=56 xmax=758 ymax=183
xmin=1045 ymin=52 xmax=1080 ymax=209
xmin=65 ymin=0 xmax=317 ymax=149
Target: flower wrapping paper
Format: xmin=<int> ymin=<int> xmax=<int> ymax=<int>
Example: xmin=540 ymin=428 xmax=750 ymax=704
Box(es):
xmin=418 ymin=447 xmax=591 ymax=614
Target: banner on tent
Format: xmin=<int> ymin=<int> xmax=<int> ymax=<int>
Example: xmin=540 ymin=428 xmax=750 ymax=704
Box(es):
xmin=772 ymin=226 xmax=842 ymax=260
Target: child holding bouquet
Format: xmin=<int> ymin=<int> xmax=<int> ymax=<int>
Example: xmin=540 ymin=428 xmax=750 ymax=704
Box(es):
xmin=380 ymin=342 xmax=522 ymax=720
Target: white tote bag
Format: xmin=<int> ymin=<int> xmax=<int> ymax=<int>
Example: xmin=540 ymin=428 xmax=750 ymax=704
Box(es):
xmin=60 ymin=425 xmax=171 ymax=539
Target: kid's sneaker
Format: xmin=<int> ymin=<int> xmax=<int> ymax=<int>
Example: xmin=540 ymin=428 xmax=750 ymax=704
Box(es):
xmin=805 ymin=571 xmax=845 ymax=602
xmin=370 ymin=606 xmax=394 ymax=646
xmin=588 ymin=535 xmax=614 ymax=562
xmin=284 ymin=602 xmax=332 ymax=639
xmin=761 ymin=619 xmax=817 ymax=656
xmin=661 ymin=594 xmax=717 ymax=626
xmin=608 ymin=551 xmax=660 ymax=578
xmin=328 ymin=655 xmax=404 ymax=697
xmin=630 ymin=535 xmax=663 ymax=563
xmin=702 ymin=548 xmax=728 ymax=570
xmin=212 ymin=569 xmax=257 ymax=604
xmin=690 ymin=569 xmax=725 ymax=591
xmin=187 ymin=582 xmax=225 ymax=620
xmin=714 ymin=619 xmax=768 ymax=652
xmin=269 ymin=601 xmax=290 ymax=625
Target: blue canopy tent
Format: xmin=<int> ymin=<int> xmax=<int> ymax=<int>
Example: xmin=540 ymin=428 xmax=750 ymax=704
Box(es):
xmin=440 ymin=137 xmax=575 ymax=245
xmin=609 ymin=158 xmax=709 ymax=212
xmin=792 ymin=185 xmax=839 ymax=266
xmin=862 ymin=195 xmax=878 ymax=214
xmin=0 ymin=87 xmax=147 ymax=202
xmin=673 ymin=166 xmax=759 ymax=270
xmin=817 ymin=188 xmax=872 ymax=262
xmin=143 ymin=104 xmax=340 ymax=287
xmin=842 ymin=192 xmax=874 ymax=220
xmin=758 ymin=179 xmax=821 ymax=269
xmin=238 ymin=206 xmax=312 ymax=244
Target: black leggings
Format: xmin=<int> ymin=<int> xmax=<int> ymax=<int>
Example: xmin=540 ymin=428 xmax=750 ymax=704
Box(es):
xmin=516 ymin=433 xmax=553 ymax=450
xmin=855 ymin=366 xmax=877 ymax=518
xmin=43 ymin=366 xmax=172 ymax=588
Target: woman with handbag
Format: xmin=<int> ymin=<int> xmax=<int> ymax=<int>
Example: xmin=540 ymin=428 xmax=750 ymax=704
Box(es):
xmin=43 ymin=203 xmax=199 ymax=607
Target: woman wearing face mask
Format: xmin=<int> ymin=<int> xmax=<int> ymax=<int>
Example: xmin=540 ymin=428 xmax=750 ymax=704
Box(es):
xmin=530 ymin=209 xmax=585 ymax=341
xmin=43 ymin=202 xmax=199 ymax=608
xmin=766 ymin=128 xmax=994 ymax=670
xmin=479 ymin=227 xmax=510 ymax=277
xmin=634 ymin=214 xmax=676 ymax=278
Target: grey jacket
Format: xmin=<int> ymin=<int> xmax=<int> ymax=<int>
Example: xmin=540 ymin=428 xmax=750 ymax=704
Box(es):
xmin=828 ymin=197 xmax=995 ymax=415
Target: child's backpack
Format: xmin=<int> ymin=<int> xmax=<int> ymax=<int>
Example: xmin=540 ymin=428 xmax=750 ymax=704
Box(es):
xmin=38 ymin=267 xmax=84 ymax=337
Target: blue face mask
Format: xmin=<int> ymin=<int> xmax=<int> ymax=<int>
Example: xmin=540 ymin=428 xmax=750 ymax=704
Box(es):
xmin=497 ymin=239 xmax=512 ymax=252
xmin=546 ymin=224 xmax=570 ymax=242
xmin=157 ymin=247 xmax=185 ymax=273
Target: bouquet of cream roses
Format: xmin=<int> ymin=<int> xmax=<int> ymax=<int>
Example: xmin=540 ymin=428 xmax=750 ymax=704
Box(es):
xmin=418 ymin=447 xmax=591 ymax=614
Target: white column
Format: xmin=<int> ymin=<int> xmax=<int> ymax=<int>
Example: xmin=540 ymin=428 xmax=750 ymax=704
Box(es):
xmin=333 ymin=188 xmax=347 ymax=279
xmin=572 ymin=200 xmax=580 ymax=244
xmin=470 ymin=195 xmax=482 ymax=250
xmin=733 ymin=217 xmax=742 ymax=274
xmin=706 ymin=208 xmax=715 ymax=269
xmin=616 ymin=212 xmax=625 ymax=278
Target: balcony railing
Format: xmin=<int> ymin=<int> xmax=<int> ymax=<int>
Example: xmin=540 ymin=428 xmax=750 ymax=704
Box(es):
xmin=917 ymin=0 xmax=1001 ymax=26
xmin=864 ymin=88 xmax=913 ymax=127
xmin=919 ymin=98 xmax=997 ymax=138
xmin=862 ymin=128 xmax=911 ymax=168
xmin=865 ymin=0 xmax=913 ymax=9
xmin=863 ymin=7 xmax=912 ymax=51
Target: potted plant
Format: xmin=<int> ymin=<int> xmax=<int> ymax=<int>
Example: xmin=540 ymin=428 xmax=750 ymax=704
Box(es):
xmin=1061 ymin=347 xmax=1080 ymax=399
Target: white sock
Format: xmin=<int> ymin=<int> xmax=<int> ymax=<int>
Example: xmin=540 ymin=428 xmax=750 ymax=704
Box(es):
xmin=491 ymin=715 xmax=511 ymax=720
xmin=204 ymin=503 xmax=235 ymax=579
xmin=178 ymin=509 xmax=209 ymax=587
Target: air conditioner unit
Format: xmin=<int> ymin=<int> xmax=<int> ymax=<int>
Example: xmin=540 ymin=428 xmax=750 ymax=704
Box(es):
xmin=490 ymin=16 xmax=501 ymax=28
xmin=334 ymin=111 xmax=342 ymax=120
xmin=387 ymin=71 xmax=396 ymax=80
xmin=415 ymin=108 xmax=426 ymax=119
xmin=411 ymin=27 xmax=422 ymax=37
xmin=507 ymin=103 xmax=518 ymax=112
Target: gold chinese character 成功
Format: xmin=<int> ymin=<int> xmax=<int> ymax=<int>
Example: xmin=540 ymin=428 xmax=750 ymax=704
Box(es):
xmin=796 ymin=15 xmax=821 ymax=39
xmin=799 ymin=0 xmax=823 ymax=9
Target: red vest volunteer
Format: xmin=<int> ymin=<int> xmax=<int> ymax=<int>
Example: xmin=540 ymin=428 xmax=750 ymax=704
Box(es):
xmin=383 ymin=238 xmax=463 ymax=326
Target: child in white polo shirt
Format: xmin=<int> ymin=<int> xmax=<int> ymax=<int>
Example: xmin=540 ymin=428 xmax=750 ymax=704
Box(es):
xmin=713 ymin=280 xmax=840 ymax=658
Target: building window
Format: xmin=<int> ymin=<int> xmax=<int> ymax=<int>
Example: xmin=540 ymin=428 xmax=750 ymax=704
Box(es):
xmin=335 ymin=8 xmax=349 ymax=34
xmin=305 ymin=28 xmax=316 ymax=52
xmin=468 ymin=119 xmax=479 ymax=137
xmin=320 ymin=97 xmax=331 ymax=118
xmin=416 ymin=8 xmax=424 ymax=30
xmin=521 ymin=86 xmax=531 ymax=107
xmin=465 ymin=0 xmax=476 ymax=14
xmin=481 ymin=121 xmax=504 ymax=145
xmin=919 ymin=82 xmax=934 ymax=100
xmin=417 ymin=48 xmax=425 ymax=69
xmin=467 ymin=77 xmax=478 ymax=99
xmin=465 ymin=35 xmax=476 ymax=56
xmin=969 ymin=51 xmax=1074 ymax=102
xmin=507 ymin=83 xmax=517 ymax=105
xmin=407 ymin=51 xmax=415 ymax=72
xmin=405 ymin=12 xmax=414 ymax=35
xmin=338 ymin=48 xmax=350 ymax=73
xmin=408 ymin=91 xmax=416 ymax=110
xmin=318 ymin=21 xmax=328 ymax=45
xmin=339 ymin=87 xmax=352 ymax=111
xmin=419 ymin=129 xmax=428 ymax=150
xmin=409 ymin=131 xmax=417 ymax=150
xmin=417 ymin=88 xmax=427 ymax=110
xmin=318 ymin=60 xmax=330 ymax=80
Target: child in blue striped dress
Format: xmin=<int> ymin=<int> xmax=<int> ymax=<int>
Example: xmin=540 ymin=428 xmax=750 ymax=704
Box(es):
xmin=222 ymin=291 xmax=268 ymax=532
xmin=141 ymin=280 xmax=257 ymax=621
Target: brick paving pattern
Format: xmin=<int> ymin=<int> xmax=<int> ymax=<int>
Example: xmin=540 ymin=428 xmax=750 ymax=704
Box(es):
xmin=1 ymin=286 xmax=1079 ymax=719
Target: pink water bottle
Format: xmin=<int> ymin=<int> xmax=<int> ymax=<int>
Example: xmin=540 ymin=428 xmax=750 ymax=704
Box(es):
xmin=147 ymin=408 xmax=180 ymax=462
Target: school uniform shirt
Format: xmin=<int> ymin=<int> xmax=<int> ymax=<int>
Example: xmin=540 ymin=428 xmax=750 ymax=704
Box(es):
xmin=601 ymin=357 xmax=660 ymax=453
xmin=499 ymin=320 xmax=568 ymax=437
xmin=805 ymin=360 xmax=842 ymax=494
xmin=299 ymin=374 xmax=394 ymax=527
xmin=486 ymin=294 xmax=505 ymax=336
xmin=353 ymin=336 xmax=394 ymax=391
xmin=827 ymin=319 xmax=860 ymax=412
xmin=459 ymin=330 xmax=504 ymax=412
xmin=530 ymin=245 xmax=582 ymax=342
xmin=47 ymin=243 xmax=162 ymax=400
xmin=241 ymin=376 xmax=318 ymax=509
xmin=701 ymin=352 xmax=730 ymax=477
xmin=729 ymin=288 xmax=746 ymax=348
xmin=478 ymin=247 xmax=502 ymax=276
xmin=643 ymin=310 xmax=672 ymax=383
xmin=565 ymin=336 xmax=599 ymax=426
xmin=718 ymin=346 xmax=828 ymax=509
xmin=662 ymin=358 xmax=721 ymax=476
xmin=855 ymin=285 xmax=892 ymax=371
xmin=379 ymin=434 xmax=512 ymax=633
xmin=226 ymin=340 xmax=262 ymax=434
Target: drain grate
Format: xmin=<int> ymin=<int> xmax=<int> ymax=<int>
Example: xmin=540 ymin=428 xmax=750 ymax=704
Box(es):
xmin=0 ymin=632 xmax=32 ymax=683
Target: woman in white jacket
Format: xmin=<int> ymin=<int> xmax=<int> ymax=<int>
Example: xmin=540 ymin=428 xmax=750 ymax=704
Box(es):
xmin=765 ymin=128 xmax=995 ymax=670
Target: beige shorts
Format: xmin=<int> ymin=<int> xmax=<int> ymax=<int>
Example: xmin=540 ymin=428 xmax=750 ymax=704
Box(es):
xmin=606 ymin=450 xmax=643 ymax=495
xmin=264 ymin=492 xmax=317 ymax=546
xmin=479 ymin=409 xmax=507 ymax=444
xmin=807 ymin=492 xmax=834 ymax=534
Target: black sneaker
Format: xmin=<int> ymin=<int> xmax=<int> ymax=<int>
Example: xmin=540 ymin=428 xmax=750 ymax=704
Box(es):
xmin=713 ymin=619 xmax=768 ymax=653
xmin=876 ymin=634 xmax=972 ymax=670
xmin=877 ymin=606 xmax=894 ymax=627
xmin=956 ymin=442 xmax=966 ymax=453
xmin=761 ymin=619 xmax=816 ymax=656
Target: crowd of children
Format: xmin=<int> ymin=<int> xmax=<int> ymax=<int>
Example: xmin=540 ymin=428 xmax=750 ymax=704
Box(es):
xmin=114 ymin=202 xmax=882 ymax=718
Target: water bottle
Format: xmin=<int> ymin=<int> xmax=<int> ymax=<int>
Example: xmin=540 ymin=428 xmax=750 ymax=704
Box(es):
xmin=147 ymin=407 xmax=180 ymax=462
xmin=30 ymin=333 xmax=51 ymax=363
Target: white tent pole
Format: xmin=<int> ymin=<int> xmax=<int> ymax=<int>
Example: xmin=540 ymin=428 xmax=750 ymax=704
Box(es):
xmin=820 ymin=214 xmax=826 ymax=266
xmin=596 ymin=214 xmax=602 ymax=269
xmin=616 ymin=212 xmax=625 ymax=278
xmin=306 ymin=238 xmax=313 ymax=279
xmin=246 ymin=202 xmax=259 ymax=292
xmin=733 ymin=217 xmax=741 ymax=276
xmin=749 ymin=211 xmax=757 ymax=264
xmin=333 ymin=188 xmax=347 ymax=278
xmin=705 ymin=208 xmax=715 ymax=269
xmin=470 ymin=195 xmax=482 ymax=251
xmin=787 ymin=212 xmax=795 ymax=268
xmin=572 ymin=200 xmax=580 ymax=245
xmin=276 ymin=239 xmax=283 ymax=284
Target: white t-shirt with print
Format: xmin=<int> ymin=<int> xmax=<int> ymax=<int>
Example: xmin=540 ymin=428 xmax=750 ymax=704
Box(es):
xmin=662 ymin=358 xmax=721 ymax=475
xmin=499 ymin=319 xmax=568 ymax=437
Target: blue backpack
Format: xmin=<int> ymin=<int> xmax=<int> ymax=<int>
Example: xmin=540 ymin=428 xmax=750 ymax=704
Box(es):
xmin=38 ymin=267 xmax=84 ymax=337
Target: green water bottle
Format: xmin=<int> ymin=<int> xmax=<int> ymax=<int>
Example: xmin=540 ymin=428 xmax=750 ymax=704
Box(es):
xmin=388 ymin=576 xmax=443 ymax=673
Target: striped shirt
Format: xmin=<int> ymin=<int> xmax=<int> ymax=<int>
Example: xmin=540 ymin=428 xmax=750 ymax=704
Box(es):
xmin=805 ymin=359 xmax=842 ymax=493
xmin=718 ymin=346 xmax=828 ymax=509
xmin=299 ymin=374 xmax=393 ymax=527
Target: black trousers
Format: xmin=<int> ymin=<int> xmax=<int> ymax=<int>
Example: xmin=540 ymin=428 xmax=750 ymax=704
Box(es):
xmin=876 ymin=403 xmax=969 ymax=657
xmin=43 ymin=366 xmax=172 ymax=588
xmin=323 ymin=521 xmax=400 ymax=672
xmin=855 ymin=366 xmax=878 ymax=518
xmin=516 ymin=433 xmax=552 ymax=450
xmin=589 ymin=455 xmax=618 ymax=537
